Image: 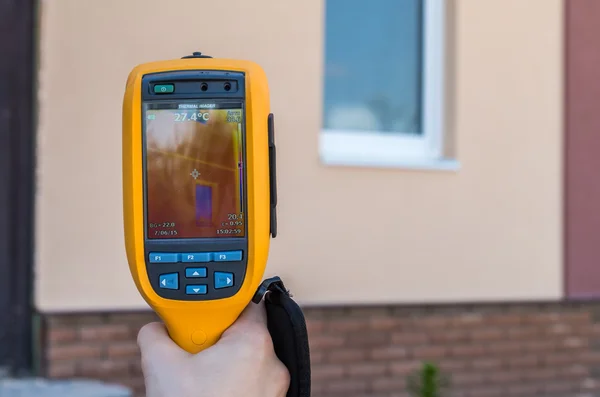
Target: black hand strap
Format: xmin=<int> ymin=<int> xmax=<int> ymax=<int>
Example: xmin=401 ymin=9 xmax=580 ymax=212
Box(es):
xmin=253 ymin=277 xmax=311 ymax=397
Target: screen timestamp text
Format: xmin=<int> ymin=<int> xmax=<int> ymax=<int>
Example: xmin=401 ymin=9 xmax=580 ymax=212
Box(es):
xmin=216 ymin=229 xmax=242 ymax=235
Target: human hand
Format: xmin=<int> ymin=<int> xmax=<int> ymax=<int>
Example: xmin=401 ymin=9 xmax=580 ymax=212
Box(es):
xmin=137 ymin=302 xmax=290 ymax=397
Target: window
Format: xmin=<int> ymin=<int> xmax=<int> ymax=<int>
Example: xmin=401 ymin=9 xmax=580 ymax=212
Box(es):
xmin=320 ymin=0 xmax=448 ymax=168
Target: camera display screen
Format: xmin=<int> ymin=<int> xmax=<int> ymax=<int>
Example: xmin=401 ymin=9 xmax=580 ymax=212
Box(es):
xmin=143 ymin=100 xmax=245 ymax=240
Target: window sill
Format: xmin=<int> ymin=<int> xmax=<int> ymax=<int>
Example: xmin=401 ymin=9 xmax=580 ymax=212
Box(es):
xmin=319 ymin=130 xmax=459 ymax=172
xmin=320 ymin=152 xmax=460 ymax=171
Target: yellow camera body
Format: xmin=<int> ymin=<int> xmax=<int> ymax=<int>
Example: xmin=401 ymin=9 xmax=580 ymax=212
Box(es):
xmin=122 ymin=52 xmax=276 ymax=353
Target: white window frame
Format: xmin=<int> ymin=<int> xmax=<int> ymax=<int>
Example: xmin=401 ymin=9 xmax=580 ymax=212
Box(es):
xmin=319 ymin=0 xmax=449 ymax=169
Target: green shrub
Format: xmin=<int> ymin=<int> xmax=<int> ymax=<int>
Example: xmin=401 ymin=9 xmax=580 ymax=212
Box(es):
xmin=407 ymin=361 xmax=450 ymax=397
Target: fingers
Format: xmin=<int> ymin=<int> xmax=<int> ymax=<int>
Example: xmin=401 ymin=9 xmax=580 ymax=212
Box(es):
xmin=138 ymin=322 xmax=187 ymax=361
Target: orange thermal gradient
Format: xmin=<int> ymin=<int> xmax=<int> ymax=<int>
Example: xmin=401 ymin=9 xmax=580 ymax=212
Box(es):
xmin=145 ymin=108 xmax=243 ymax=239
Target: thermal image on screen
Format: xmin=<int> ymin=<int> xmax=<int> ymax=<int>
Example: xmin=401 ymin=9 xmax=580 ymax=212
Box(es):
xmin=144 ymin=101 xmax=245 ymax=239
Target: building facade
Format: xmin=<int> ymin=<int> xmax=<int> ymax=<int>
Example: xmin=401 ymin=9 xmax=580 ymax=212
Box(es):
xmin=1 ymin=0 xmax=600 ymax=396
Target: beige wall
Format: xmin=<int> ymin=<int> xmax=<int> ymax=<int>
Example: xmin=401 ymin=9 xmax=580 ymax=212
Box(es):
xmin=35 ymin=0 xmax=564 ymax=312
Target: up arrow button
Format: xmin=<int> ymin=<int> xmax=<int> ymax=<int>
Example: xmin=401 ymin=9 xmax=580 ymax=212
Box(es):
xmin=185 ymin=268 xmax=207 ymax=278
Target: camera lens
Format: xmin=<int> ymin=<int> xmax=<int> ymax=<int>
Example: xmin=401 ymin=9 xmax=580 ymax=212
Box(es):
xmin=200 ymin=83 xmax=208 ymax=91
xmin=223 ymin=82 xmax=231 ymax=91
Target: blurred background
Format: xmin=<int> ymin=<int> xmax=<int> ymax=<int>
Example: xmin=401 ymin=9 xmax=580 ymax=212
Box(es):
xmin=2 ymin=0 xmax=600 ymax=396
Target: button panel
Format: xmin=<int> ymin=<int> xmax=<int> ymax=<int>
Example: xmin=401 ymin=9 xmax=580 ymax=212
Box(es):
xmin=148 ymin=250 xmax=244 ymax=300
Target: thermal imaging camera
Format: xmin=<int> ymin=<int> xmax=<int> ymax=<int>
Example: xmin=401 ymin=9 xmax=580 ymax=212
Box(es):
xmin=122 ymin=52 xmax=277 ymax=353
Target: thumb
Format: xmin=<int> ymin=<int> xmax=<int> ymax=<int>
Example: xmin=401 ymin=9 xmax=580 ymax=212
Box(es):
xmin=137 ymin=322 xmax=183 ymax=396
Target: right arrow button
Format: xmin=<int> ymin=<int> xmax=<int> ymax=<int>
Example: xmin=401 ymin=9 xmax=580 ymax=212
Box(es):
xmin=214 ymin=272 xmax=234 ymax=289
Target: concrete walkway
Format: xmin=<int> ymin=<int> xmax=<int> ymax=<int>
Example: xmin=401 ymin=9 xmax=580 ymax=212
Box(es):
xmin=0 ymin=378 xmax=131 ymax=397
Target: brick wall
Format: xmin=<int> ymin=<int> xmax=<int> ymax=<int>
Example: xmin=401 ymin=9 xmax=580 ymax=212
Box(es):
xmin=42 ymin=302 xmax=600 ymax=397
